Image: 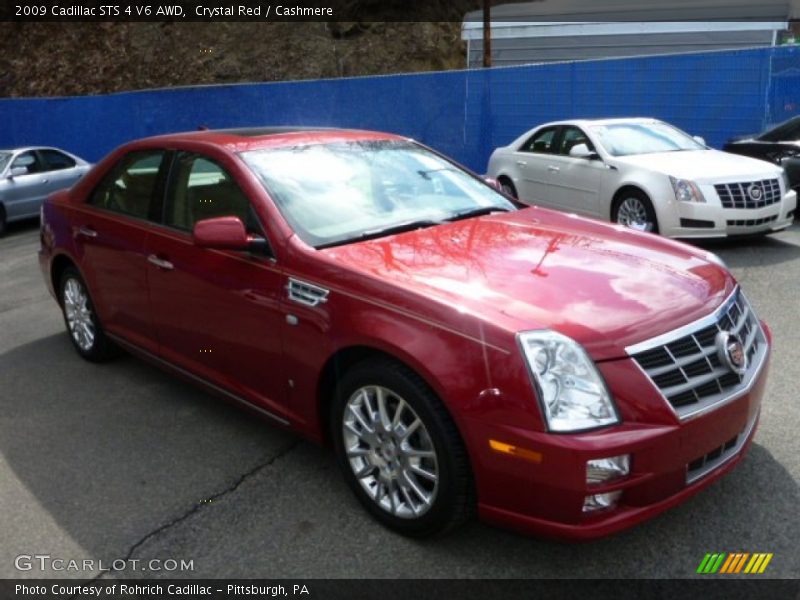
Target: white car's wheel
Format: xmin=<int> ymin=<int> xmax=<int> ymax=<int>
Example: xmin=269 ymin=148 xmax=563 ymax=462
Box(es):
xmin=498 ymin=177 xmax=517 ymax=199
xmin=613 ymin=191 xmax=658 ymax=233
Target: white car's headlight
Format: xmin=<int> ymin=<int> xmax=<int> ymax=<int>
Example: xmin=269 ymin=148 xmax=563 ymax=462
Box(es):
xmin=518 ymin=330 xmax=620 ymax=432
xmin=670 ymin=176 xmax=706 ymax=203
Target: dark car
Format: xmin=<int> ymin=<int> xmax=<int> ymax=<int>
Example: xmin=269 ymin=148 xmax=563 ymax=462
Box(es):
xmin=39 ymin=127 xmax=769 ymax=539
xmin=724 ymin=116 xmax=800 ymax=195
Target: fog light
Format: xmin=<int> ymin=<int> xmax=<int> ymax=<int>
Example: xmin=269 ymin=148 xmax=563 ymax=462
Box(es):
xmin=583 ymin=491 xmax=622 ymax=513
xmin=586 ymin=454 xmax=630 ymax=485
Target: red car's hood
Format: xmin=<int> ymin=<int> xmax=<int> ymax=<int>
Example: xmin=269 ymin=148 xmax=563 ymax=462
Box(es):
xmin=322 ymin=208 xmax=735 ymax=360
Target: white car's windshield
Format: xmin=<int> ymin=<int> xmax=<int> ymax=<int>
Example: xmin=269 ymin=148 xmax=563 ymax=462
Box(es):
xmin=242 ymin=140 xmax=515 ymax=248
xmin=590 ymin=122 xmax=705 ymax=157
xmin=0 ymin=152 xmax=11 ymax=173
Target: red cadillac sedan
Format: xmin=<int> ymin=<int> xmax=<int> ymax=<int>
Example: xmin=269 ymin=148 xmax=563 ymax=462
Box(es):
xmin=39 ymin=128 xmax=769 ymax=540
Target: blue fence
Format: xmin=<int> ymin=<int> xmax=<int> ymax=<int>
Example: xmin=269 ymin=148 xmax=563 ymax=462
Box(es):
xmin=3 ymin=45 xmax=800 ymax=173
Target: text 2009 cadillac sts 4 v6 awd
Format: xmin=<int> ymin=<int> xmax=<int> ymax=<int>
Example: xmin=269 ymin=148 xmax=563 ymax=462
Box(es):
xmin=39 ymin=128 xmax=770 ymax=540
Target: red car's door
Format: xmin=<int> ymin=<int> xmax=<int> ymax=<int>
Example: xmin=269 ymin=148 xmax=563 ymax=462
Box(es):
xmin=71 ymin=150 xmax=168 ymax=352
xmin=144 ymin=151 xmax=288 ymax=421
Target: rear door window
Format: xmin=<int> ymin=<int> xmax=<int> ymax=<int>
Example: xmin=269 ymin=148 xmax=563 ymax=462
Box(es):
xmin=89 ymin=150 xmax=166 ymax=220
xmin=40 ymin=149 xmax=77 ymax=171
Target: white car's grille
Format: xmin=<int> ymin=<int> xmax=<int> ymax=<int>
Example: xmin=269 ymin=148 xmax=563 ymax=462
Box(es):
xmin=627 ymin=289 xmax=767 ymax=420
xmin=714 ymin=179 xmax=781 ymax=209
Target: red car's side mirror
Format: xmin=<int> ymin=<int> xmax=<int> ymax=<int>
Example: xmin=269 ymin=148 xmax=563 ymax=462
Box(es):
xmin=193 ymin=216 xmax=249 ymax=250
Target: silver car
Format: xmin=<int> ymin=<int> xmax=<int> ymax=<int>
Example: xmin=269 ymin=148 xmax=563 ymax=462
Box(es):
xmin=0 ymin=147 xmax=91 ymax=235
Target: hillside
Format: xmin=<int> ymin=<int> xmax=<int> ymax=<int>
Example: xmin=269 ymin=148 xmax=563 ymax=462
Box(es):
xmin=0 ymin=22 xmax=470 ymax=97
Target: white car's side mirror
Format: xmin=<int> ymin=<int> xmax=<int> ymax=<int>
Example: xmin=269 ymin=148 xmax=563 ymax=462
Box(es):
xmin=8 ymin=166 xmax=28 ymax=178
xmin=693 ymin=136 xmax=707 ymax=147
xmin=569 ymin=143 xmax=599 ymax=160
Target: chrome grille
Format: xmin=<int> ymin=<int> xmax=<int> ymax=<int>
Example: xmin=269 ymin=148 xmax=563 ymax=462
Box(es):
xmin=714 ymin=179 xmax=781 ymax=209
xmin=628 ymin=289 xmax=767 ymax=420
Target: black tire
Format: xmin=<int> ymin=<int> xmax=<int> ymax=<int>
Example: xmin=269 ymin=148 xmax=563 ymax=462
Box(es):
xmin=0 ymin=205 xmax=6 ymax=237
xmin=331 ymin=358 xmax=474 ymax=537
xmin=498 ymin=177 xmax=517 ymax=199
xmin=612 ymin=189 xmax=659 ymax=234
xmin=59 ymin=266 xmax=120 ymax=362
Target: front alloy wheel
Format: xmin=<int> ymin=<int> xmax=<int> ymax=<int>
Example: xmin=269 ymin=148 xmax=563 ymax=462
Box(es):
xmin=332 ymin=359 xmax=473 ymax=537
xmin=343 ymin=385 xmax=439 ymax=518
xmin=614 ymin=192 xmax=658 ymax=233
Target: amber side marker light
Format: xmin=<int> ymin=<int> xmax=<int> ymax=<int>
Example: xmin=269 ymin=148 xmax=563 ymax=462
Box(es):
xmin=489 ymin=439 xmax=543 ymax=463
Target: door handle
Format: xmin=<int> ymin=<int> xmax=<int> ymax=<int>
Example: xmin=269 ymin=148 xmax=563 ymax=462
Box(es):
xmin=516 ymin=160 xmax=527 ymax=166
xmin=76 ymin=226 xmax=98 ymax=239
xmin=547 ymin=166 xmax=561 ymax=173
xmin=41 ymin=179 xmax=49 ymax=184
xmin=147 ymin=255 xmax=174 ymax=271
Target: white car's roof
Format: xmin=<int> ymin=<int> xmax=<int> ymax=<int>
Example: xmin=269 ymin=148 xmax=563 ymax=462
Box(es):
xmin=537 ymin=117 xmax=660 ymax=128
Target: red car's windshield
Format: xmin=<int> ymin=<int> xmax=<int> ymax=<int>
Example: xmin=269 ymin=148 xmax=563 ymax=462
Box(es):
xmin=241 ymin=140 xmax=514 ymax=248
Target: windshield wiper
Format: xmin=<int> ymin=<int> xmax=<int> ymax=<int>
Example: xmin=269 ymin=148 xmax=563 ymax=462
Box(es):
xmin=445 ymin=205 xmax=512 ymax=222
xmin=318 ymin=218 xmax=444 ymax=248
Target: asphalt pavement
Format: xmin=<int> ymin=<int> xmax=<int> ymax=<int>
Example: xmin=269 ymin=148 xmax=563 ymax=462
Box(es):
xmin=1 ymin=218 xmax=798 ymax=579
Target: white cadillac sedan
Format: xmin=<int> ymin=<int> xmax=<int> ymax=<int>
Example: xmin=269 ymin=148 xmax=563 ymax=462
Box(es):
xmin=487 ymin=118 xmax=797 ymax=238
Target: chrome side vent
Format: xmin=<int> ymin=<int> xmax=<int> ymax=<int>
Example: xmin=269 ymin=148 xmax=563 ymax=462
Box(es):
xmin=286 ymin=278 xmax=329 ymax=307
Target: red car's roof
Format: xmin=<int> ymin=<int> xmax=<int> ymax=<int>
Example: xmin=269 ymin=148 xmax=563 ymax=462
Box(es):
xmin=138 ymin=127 xmax=407 ymax=152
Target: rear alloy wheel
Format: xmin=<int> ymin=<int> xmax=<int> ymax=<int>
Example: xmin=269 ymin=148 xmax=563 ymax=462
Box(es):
xmin=59 ymin=267 xmax=119 ymax=362
xmin=332 ymin=359 xmax=473 ymax=537
xmin=613 ymin=191 xmax=658 ymax=233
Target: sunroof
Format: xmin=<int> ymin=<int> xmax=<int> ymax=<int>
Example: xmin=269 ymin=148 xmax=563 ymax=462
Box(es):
xmin=212 ymin=126 xmax=338 ymax=137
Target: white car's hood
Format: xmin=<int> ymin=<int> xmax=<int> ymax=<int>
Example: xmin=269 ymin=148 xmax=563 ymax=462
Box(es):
xmin=613 ymin=149 xmax=782 ymax=182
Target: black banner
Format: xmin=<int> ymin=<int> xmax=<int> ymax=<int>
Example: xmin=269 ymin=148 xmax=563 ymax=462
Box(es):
xmin=1 ymin=0 xmax=795 ymax=23
xmin=1 ymin=580 xmax=799 ymax=600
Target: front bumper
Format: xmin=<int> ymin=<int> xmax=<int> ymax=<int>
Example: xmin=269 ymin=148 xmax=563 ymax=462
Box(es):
xmin=662 ymin=190 xmax=796 ymax=238
xmin=467 ymin=326 xmax=770 ymax=541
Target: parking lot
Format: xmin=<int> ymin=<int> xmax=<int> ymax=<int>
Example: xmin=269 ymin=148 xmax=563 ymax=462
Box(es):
xmin=1 ymin=218 xmax=798 ymax=579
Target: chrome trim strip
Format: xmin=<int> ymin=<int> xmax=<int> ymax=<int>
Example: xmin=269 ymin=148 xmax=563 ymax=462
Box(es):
xmin=107 ymin=333 xmax=291 ymax=426
xmin=625 ymin=286 xmax=739 ymax=355
xmin=686 ymin=407 xmax=759 ymax=485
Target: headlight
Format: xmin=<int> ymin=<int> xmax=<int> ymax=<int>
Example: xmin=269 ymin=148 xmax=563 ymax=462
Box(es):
xmin=670 ymin=176 xmax=706 ymax=203
xmin=518 ymin=330 xmax=620 ymax=432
